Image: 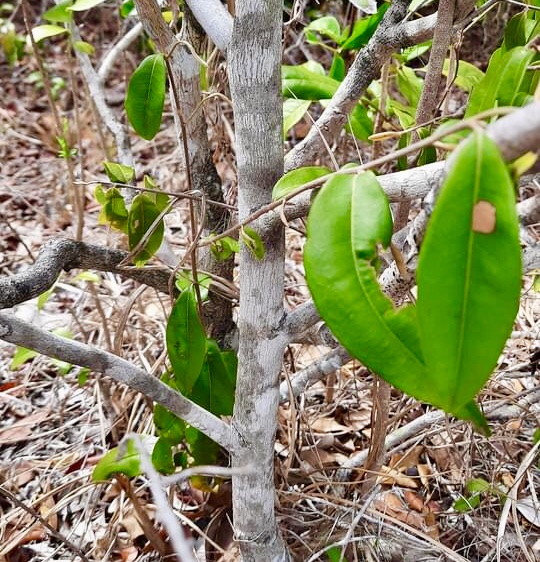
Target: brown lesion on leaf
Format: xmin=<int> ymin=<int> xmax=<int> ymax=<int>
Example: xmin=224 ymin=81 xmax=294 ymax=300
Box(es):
xmin=472 ymin=200 xmax=496 ymax=234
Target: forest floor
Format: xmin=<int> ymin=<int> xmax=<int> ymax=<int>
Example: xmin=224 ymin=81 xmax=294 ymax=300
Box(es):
xmin=1 ymin=2 xmax=540 ymax=562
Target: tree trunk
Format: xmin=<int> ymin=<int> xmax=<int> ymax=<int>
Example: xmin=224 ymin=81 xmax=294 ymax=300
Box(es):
xmin=227 ymin=1 xmax=289 ymax=560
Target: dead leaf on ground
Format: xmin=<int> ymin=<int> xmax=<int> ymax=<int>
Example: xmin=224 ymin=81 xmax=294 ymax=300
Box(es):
xmin=0 ymin=410 xmax=50 ymax=444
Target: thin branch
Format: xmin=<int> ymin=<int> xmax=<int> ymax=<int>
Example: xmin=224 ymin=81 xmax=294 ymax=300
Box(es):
xmin=98 ymin=22 xmax=144 ymax=84
xmin=415 ymin=0 xmax=456 ymax=126
xmin=279 ymin=346 xmax=352 ymax=403
xmin=185 ymin=0 xmax=233 ymax=51
xmin=0 ymin=238 xmax=173 ymax=309
xmin=0 ymin=486 xmax=90 ymax=562
xmin=0 ymin=313 xmax=234 ymax=452
xmin=339 ymin=387 xmax=540 ymax=478
xmin=283 ymin=0 xmax=476 ymax=172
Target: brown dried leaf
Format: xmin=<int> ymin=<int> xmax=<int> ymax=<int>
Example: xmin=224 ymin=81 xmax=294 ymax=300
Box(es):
xmin=310 ymin=417 xmax=350 ymax=434
xmin=0 ymin=410 xmax=50 ymax=444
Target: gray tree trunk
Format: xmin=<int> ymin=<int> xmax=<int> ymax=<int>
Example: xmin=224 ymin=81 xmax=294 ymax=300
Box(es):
xmin=227 ymin=1 xmax=290 ymax=560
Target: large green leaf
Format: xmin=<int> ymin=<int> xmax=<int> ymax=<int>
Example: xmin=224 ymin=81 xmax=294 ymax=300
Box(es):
xmin=304 ymin=171 xmax=491 ymax=431
xmin=125 ymin=53 xmax=166 ymax=140
xmin=340 ymin=3 xmax=388 ymax=51
xmin=465 ymin=46 xmax=534 ymax=117
xmin=127 ymin=193 xmax=164 ymax=265
xmin=416 ymin=132 xmax=521 ymax=412
xmin=166 ymin=288 xmax=207 ymax=394
xmin=304 ymin=172 xmax=433 ymax=400
xmin=282 ymin=64 xmax=340 ymax=100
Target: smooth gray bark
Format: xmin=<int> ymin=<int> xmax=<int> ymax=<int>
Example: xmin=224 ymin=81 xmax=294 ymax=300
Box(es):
xmin=227 ymin=1 xmax=290 ymax=560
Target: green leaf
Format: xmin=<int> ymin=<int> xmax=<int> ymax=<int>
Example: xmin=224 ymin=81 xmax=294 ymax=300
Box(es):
xmin=465 ymin=46 xmax=535 ymax=117
xmin=190 ymin=340 xmax=236 ymax=416
xmin=103 ymin=161 xmax=135 ymax=184
xmin=397 ymin=65 xmax=423 ymax=107
xmin=305 ymin=16 xmax=344 ymax=45
xmin=442 ymin=59 xmax=484 ymax=93
xmin=97 ymin=187 xmax=128 ymax=232
xmin=502 ymin=11 xmax=540 ymax=52
xmin=10 ymin=346 xmax=39 ymax=369
xmin=282 ymin=64 xmax=340 ymax=100
xmin=151 ymin=437 xmax=175 ymax=474
xmin=416 ymin=133 xmax=522 ymax=413
xmin=68 ymin=0 xmax=106 ymax=10
xmin=210 ymin=235 xmax=240 ymax=261
xmin=120 ymin=0 xmax=135 ymax=18
xmin=305 ymin=173 xmax=431 ymax=401
xmin=127 ymin=193 xmax=164 ymax=265
xmin=240 ymin=226 xmax=266 ymax=260
xmin=272 ymin=166 xmax=331 ymax=201
xmin=166 ymin=288 xmax=207 ymax=394
xmin=43 ymin=0 xmax=73 ymax=23
xmin=329 ymin=54 xmax=346 ymax=81
xmin=185 ymin=426 xmax=219 ymax=466
xmin=340 ymin=4 xmax=388 ymax=51
xmin=466 ymin=477 xmax=491 ymax=494
xmin=326 ymin=546 xmax=349 ymax=562
xmin=30 ymin=24 xmax=69 ymax=43
xmin=345 ymin=103 xmax=373 ymax=141
xmin=453 ymin=494 xmax=481 ymax=513
xmin=125 ymin=53 xmax=167 ymax=140
xmin=283 ymin=98 xmax=311 ymax=137
xmin=92 ymin=439 xmax=143 ymax=481
xmin=72 ymin=40 xmax=94 ymax=55
xmin=37 ymin=286 xmax=55 ymax=310
xmin=154 ymin=399 xmax=185 ymax=444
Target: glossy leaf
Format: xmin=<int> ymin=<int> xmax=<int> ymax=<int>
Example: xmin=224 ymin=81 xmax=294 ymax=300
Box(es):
xmin=154 ymin=402 xmax=185 ymax=444
xmin=43 ymin=1 xmax=73 ymax=23
xmin=151 ymin=437 xmax=175 ymax=474
xmin=240 ymin=226 xmax=266 ymax=260
xmin=185 ymin=426 xmax=220 ymax=467
xmin=417 ymin=132 xmax=521 ymax=413
xmin=305 ymin=16 xmax=344 ymax=45
xmin=190 ymin=340 xmax=236 ymax=416
xmin=92 ymin=439 xmax=143 ymax=481
xmin=96 ymin=186 xmax=128 ymax=232
xmin=397 ymin=66 xmax=423 ymax=107
xmin=166 ymin=288 xmax=207 ymax=394
xmin=210 ymin=235 xmax=240 ymax=261
xmin=340 ymin=4 xmax=388 ymax=50
xmin=329 ymin=54 xmax=346 ymax=81
xmin=283 ymin=98 xmax=311 ymax=137
xmin=72 ymin=40 xmax=94 ymax=55
xmin=304 ymin=171 xmax=491 ymax=431
xmin=69 ymin=0 xmax=106 ymax=11
xmin=304 ymin=173 xmax=430 ymax=399
xmin=127 ymin=193 xmax=164 ymax=265
xmin=282 ymin=64 xmax=340 ymax=100
xmin=125 ymin=53 xmax=167 ymax=140
xmin=465 ymin=46 xmax=534 ymax=117
xmin=345 ymin=103 xmax=373 ymax=141
xmin=31 ymin=25 xmax=69 ymax=43
xmin=103 ymin=161 xmax=135 ymax=184
xmin=272 ymin=166 xmax=331 ymax=201
xmin=442 ymin=59 xmax=484 ymax=92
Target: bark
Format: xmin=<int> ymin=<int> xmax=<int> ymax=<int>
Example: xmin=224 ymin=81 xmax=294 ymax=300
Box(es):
xmin=134 ymin=0 xmax=234 ymax=344
xmin=227 ymin=1 xmax=289 ymax=560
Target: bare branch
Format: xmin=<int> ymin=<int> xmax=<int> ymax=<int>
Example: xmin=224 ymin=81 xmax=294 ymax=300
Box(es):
xmin=185 ymin=0 xmax=233 ymax=51
xmin=0 ymin=313 xmax=234 ymax=452
xmin=0 ymin=238 xmax=173 ymax=310
xmin=279 ymin=346 xmax=352 ymax=403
